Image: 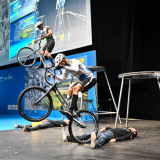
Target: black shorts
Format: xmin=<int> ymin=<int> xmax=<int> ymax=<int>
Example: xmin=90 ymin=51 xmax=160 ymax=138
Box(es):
xmin=73 ymin=77 xmax=97 ymax=93
xmin=42 ymin=39 xmax=55 ymax=53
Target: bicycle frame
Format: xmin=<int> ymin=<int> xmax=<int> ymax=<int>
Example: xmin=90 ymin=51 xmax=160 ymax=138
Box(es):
xmin=27 ymin=39 xmax=51 ymax=68
xmin=34 ymin=82 xmax=86 ymax=128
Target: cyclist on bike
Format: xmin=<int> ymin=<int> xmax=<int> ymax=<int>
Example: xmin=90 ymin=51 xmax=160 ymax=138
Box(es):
xmin=53 ymin=53 xmax=97 ymax=117
xmin=34 ymin=21 xmax=55 ymax=68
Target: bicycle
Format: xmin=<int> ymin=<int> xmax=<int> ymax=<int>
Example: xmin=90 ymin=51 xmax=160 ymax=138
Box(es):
xmin=16 ymin=37 xmax=57 ymax=85
xmin=17 ymin=37 xmax=51 ymax=68
xmin=17 ymin=68 xmax=99 ymax=144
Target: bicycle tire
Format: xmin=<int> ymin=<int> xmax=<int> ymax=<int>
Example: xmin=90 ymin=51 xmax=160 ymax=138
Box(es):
xmin=44 ymin=69 xmax=55 ymax=85
xmin=68 ymin=109 xmax=99 ymax=144
xmin=17 ymin=86 xmax=53 ymax=122
xmin=17 ymin=47 xmax=37 ymax=67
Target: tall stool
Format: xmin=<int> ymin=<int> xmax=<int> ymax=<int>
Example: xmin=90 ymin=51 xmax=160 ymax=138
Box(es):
xmin=87 ymin=66 xmax=122 ymax=123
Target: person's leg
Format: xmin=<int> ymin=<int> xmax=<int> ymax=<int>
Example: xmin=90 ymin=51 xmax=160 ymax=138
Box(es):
xmin=69 ymin=84 xmax=84 ymax=112
xmin=96 ymin=131 xmax=114 ymax=148
xmin=24 ymin=122 xmax=52 ymax=131
xmin=67 ymin=134 xmax=91 ymax=142
xmin=62 ymin=126 xmax=91 ymax=142
xmin=81 ymin=78 xmax=97 ymax=94
xmin=45 ymin=50 xmax=55 ymax=67
xmin=16 ymin=124 xmax=32 ymax=129
xmin=27 ymin=124 xmax=32 ymax=127
xmin=68 ymin=77 xmax=96 ymax=108
xmin=45 ymin=40 xmax=55 ymax=67
xmin=17 ymin=125 xmax=24 ymax=129
xmin=68 ymin=86 xmax=73 ymax=98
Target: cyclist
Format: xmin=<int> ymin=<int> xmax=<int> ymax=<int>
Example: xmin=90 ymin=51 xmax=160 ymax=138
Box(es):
xmin=34 ymin=21 xmax=55 ymax=68
xmin=53 ymin=53 xmax=97 ymax=117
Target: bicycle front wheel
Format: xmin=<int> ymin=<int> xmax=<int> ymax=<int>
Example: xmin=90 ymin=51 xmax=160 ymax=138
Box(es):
xmin=17 ymin=86 xmax=53 ymax=122
xmin=44 ymin=68 xmax=55 ymax=85
xmin=69 ymin=109 xmax=99 ymax=144
xmin=17 ymin=47 xmax=37 ymax=67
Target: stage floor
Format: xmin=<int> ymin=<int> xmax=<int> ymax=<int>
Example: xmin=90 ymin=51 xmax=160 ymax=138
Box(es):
xmin=0 ymin=118 xmax=160 ymax=159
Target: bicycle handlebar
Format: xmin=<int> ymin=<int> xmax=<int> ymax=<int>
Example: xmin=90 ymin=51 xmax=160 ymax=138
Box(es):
xmin=27 ymin=36 xmax=46 ymax=46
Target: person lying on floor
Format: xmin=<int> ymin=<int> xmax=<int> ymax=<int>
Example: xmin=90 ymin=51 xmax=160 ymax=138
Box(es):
xmin=15 ymin=119 xmax=69 ymax=131
xmin=62 ymin=126 xmax=137 ymax=149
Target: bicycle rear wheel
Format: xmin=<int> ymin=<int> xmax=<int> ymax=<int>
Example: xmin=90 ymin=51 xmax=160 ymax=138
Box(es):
xmin=17 ymin=86 xmax=53 ymax=122
xmin=17 ymin=47 xmax=37 ymax=67
xmin=68 ymin=109 xmax=99 ymax=144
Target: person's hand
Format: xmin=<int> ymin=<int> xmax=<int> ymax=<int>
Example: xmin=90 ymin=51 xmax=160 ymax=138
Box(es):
xmin=55 ymin=65 xmax=63 ymax=70
xmin=34 ymin=40 xmax=38 ymax=43
xmin=109 ymin=139 xmax=116 ymax=143
xmin=100 ymin=127 xmax=106 ymax=133
xmin=41 ymin=36 xmax=46 ymax=40
xmin=42 ymin=119 xmax=47 ymax=123
xmin=46 ymin=72 xmax=54 ymax=77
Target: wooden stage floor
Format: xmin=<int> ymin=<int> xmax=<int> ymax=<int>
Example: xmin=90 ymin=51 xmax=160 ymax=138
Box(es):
xmin=0 ymin=118 xmax=160 ymax=159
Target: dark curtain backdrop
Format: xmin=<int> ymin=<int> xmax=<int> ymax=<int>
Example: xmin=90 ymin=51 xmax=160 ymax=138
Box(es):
xmin=91 ymin=0 xmax=160 ymax=120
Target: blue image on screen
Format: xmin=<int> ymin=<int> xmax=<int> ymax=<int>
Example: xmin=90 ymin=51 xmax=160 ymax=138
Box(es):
xmin=10 ymin=13 xmax=37 ymax=60
xmin=10 ymin=0 xmax=37 ymax=23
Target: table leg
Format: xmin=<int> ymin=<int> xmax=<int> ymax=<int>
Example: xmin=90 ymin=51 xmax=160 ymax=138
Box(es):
xmin=91 ymin=101 xmax=96 ymax=114
xmin=94 ymin=85 xmax=98 ymax=119
xmin=157 ymin=80 xmax=160 ymax=90
xmin=126 ymin=79 xmax=131 ymax=128
xmin=115 ymin=78 xmax=124 ymax=128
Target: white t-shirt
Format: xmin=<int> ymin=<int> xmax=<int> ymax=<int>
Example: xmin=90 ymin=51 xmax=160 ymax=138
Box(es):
xmin=55 ymin=59 xmax=94 ymax=82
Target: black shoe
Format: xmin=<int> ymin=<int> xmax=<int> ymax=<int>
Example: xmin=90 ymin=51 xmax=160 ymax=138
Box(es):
xmin=59 ymin=110 xmax=73 ymax=119
xmin=48 ymin=56 xmax=55 ymax=68
xmin=35 ymin=62 xmax=44 ymax=69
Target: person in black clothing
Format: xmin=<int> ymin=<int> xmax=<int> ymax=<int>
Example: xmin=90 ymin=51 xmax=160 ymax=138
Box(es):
xmin=62 ymin=126 xmax=137 ymax=149
xmin=15 ymin=119 xmax=69 ymax=132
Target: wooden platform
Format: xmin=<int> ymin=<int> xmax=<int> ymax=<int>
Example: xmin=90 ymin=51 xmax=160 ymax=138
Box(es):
xmin=0 ymin=118 xmax=160 ymax=159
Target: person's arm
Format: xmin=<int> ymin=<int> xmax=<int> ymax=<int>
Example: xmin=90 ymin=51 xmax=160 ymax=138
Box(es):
xmin=54 ymin=69 xmax=69 ymax=82
xmin=64 ymin=59 xmax=79 ymax=72
xmin=37 ymin=34 xmax=42 ymax=41
xmin=105 ymin=127 xmax=112 ymax=130
xmin=101 ymin=127 xmax=112 ymax=133
xmin=45 ymin=29 xmax=53 ymax=37
xmin=100 ymin=127 xmax=107 ymax=133
xmin=111 ymin=132 xmax=134 ymax=142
